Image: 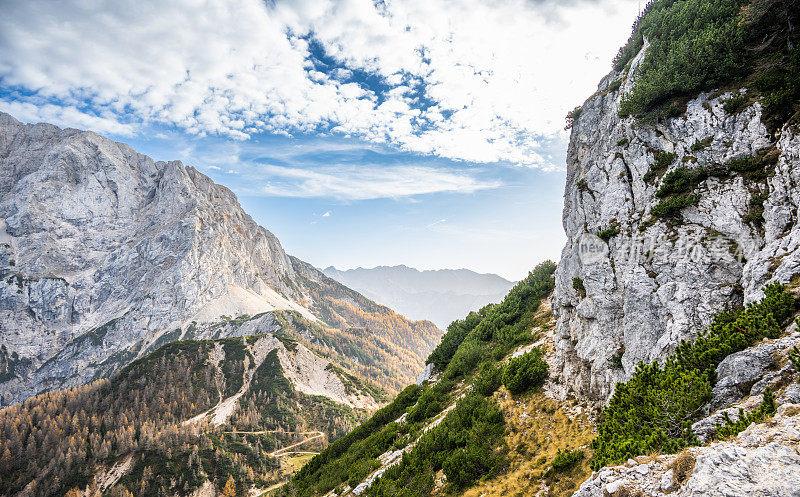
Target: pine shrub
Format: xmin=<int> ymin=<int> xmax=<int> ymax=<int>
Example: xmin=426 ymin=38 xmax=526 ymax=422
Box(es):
xmin=502 ymin=348 xmax=548 ymax=395
xmin=592 ymin=283 xmax=796 ymax=469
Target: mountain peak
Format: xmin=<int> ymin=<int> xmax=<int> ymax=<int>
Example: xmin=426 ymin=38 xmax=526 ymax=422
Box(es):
xmin=0 ymin=111 xmax=441 ymax=406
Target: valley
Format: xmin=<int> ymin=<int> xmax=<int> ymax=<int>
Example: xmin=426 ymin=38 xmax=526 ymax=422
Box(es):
xmin=2 ymin=0 xmax=800 ymax=496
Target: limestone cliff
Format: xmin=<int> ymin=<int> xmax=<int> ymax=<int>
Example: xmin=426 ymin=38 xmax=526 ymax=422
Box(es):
xmin=0 ymin=112 xmax=441 ymax=406
xmin=553 ymin=43 xmax=800 ymax=401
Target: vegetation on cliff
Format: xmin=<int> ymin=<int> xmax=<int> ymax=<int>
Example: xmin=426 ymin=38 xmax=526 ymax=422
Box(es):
xmin=615 ymin=0 xmax=800 ymax=128
xmin=592 ymin=283 xmax=797 ymax=468
xmin=279 ymin=262 xmax=578 ymax=497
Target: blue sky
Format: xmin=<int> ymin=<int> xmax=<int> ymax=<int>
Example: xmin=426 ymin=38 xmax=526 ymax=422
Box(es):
xmin=0 ymin=0 xmax=642 ymax=280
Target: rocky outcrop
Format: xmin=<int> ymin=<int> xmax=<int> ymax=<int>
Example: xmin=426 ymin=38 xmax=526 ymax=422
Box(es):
xmin=0 ymin=112 xmax=439 ymax=406
xmin=553 ymin=42 xmax=800 ymax=401
xmin=572 ymin=403 xmax=800 ymax=497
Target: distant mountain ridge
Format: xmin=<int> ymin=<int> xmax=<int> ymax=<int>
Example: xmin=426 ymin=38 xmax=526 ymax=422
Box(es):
xmin=322 ymin=265 xmax=515 ymax=329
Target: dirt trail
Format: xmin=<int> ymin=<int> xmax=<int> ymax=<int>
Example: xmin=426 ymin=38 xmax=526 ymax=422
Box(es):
xmin=253 ymin=481 xmax=287 ymax=496
xmin=224 ymin=430 xmax=324 ymax=458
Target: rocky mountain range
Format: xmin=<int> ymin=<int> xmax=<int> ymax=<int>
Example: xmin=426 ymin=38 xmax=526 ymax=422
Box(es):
xmin=0 ymin=111 xmax=441 ymax=407
xmin=321 ymin=265 xmax=515 ymax=329
xmin=3 ymin=1 xmax=800 ymax=496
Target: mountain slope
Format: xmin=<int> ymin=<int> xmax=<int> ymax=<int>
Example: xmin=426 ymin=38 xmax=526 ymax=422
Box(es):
xmin=277 ymin=262 xmax=603 ymax=497
xmin=0 ymin=332 xmax=386 ymax=497
xmin=0 ymin=111 xmax=441 ymax=406
xmin=321 ymin=266 xmax=515 ymax=329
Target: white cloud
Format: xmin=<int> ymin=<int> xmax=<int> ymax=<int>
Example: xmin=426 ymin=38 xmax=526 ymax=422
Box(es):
xmin=322 ymin=211 xmax=331 ymax=217
xmin=0 ymin=100 xmax=136 ymax=136
xmin=258 ymin=164 xmax=500 ymax=200
xmin=0 ymin=0 xmax=641 ymax=167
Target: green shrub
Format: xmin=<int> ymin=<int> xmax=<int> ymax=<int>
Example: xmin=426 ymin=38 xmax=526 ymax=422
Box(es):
xmin=426 ymin=312 xmax=483 ymax=371
xmin=291 ymin=384 xmax=423 ymax=495
xmin=572 ymin=277 xmax=586 ymax=297
xmin=612 ymin=0 xmax=800 ymax=125
xmin=427 ymin=262 xmax=556 ymax=375
xmin=596 ymin=226 xmax=620 ymax=242
xmin=473 ymin=363 xmax=502 ymax=396
xmin=565 ymin=106 xmax=583 ymax=130
xmin=650 ymin=194 xmax=700 ymax=220
xmin=722 ymin=93 xmax=749 ymax=114
xmin=592 ymin=283 xmax=796 ymax=469
xmin=691 ymin=136 xmax=713 ymax=151
xmin=502 ymin=349 xmax=548 ymax=395
xmin=608 ymin=80 xmax=622 ymax=92
xmin=367 ymin=394 xmax=506 ymax=495
xmin=406 ymin=382 xmax=452 ymax=424
xmin=757 ymin=50 xmax=800 ymax=130
xmin=728 ymin=156 xmax=763 ymax=173
xmin=577 ymin=178 xmax=589 ymax=191
xmin=790 ymin=346 xmax=800 ymax=381
xmin=616 ymin=137 xmax=629 ymax=146
xmin=446 ymin=340 xmax=487 ymax=379
xmin=744 ymin=192 xmax=768 ymax=226
xmin=550 ymin=449 xmax=584 ymax=473
xmin=616 ymin=0 xmax=744 ymax=117
xmin=643 ymin=151 xmax=676 ymax=183
xmin=714 ymin=389 xmax=776 ymax=439
xmin=656 ymin=167 xmax=708 ymax=199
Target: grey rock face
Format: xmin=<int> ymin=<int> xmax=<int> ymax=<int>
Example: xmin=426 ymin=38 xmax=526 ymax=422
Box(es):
xmin=708 ymin=330 xmax=800 ymax=412
xmin=0 ymin=112 xmax=302 ymax=405
xmin=573 ymin=404 xmax=800 ymax=497
xmin=553 ymin=43 xmax=800 ymax=401
xmin=0 ymin=112 xmax=432 ymax=406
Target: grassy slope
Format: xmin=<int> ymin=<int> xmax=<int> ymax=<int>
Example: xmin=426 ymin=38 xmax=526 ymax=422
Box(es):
xmin=278 ymin=262 xmax=598 ymax=497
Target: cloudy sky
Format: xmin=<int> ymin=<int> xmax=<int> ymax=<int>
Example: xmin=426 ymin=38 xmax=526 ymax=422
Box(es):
xmin=0 ymin=0 xmax=641 ymax=280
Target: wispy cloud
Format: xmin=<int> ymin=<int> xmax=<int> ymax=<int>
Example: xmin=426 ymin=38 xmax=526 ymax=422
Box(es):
xmin=322 ymin=211 xmax=331 ymax=217
xmin=0 ymin=0 xmax=640 ymax=167
xmin=258 ymin=164 xmax=501 ymax=200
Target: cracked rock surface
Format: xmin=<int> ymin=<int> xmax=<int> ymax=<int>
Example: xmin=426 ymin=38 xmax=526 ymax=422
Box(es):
xmin=573 ymin=404 xmax=800 ymax=497
xmin=553 ymin=43 xmax=800 ymax=402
